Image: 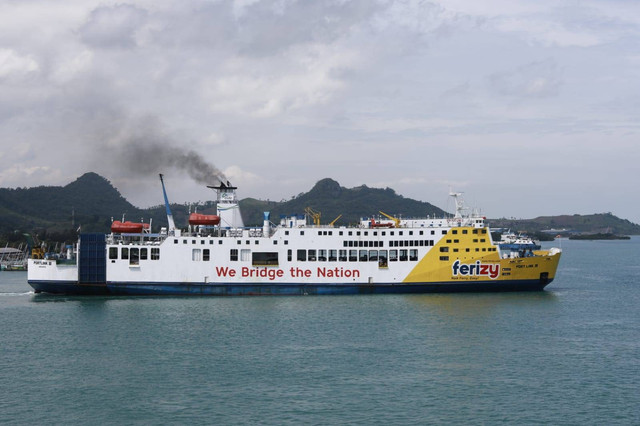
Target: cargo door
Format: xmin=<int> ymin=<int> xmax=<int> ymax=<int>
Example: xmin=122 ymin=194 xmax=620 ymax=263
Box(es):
xmin=78 ymin=234 xmax=107 ymax=284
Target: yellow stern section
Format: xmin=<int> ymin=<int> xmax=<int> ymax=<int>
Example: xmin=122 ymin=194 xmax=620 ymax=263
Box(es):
xmin=403 ymin=227 xmax=562 ymax=283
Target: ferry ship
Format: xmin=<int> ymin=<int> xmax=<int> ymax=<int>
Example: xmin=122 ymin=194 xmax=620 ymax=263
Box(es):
xmin=27 ymin=176 xmax=562 ymax=295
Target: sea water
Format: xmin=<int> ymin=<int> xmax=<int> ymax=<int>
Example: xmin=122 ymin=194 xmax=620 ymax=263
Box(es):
xmin=1 ymin=238 xmax=638 ymax=425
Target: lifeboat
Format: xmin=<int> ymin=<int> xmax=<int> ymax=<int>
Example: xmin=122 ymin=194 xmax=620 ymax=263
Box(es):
xmin=370 ymin=218 xmax=395 ymax=228
xmin=111 ymin=221 xmax=150 ymax=233
xmin=189 ymin=213 xmax=220 ymax=226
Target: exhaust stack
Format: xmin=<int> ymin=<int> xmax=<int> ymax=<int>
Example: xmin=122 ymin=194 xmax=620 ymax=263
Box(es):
xmin=159 ymin=174 xmax=176 ymax=235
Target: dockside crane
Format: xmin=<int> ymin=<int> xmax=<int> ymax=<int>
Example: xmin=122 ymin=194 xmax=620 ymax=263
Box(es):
xmin=329 ymin=214 xmax=343 ymax=227
xmin=379 ymin=211 xmax=401 ymax=228
xmin=305 ymin=207 xmax=321 ymax=226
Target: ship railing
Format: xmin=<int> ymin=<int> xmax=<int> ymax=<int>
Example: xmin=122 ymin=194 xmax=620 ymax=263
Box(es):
xmin=107 ymin=233 xmax=167 ymax=245
xmin=227 ymin=229 xmax=244 ymax=238
xmin=248 ymin=229 xmax=264 ymax=238
xmin=446 ymin=217 xmax=485 ymax=228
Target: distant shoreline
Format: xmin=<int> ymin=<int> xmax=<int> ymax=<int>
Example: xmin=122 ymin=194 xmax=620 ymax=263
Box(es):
xmin=569 ymin=233 xmax=631 ymax=240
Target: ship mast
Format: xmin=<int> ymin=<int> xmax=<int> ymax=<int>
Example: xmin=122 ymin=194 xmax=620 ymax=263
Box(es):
xmin=449 ymin=191 xmax=469 ymax=219
xmin=159 ymin=174 xmax=176 ymax=235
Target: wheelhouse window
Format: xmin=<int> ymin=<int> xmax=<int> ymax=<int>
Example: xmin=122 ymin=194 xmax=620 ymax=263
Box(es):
xmin=130 ymin=248 xmax=139 ymax=265
xmin=338 ymin=250 xmax=347 ymax=262
xmin=329 ymin=250 xmax=337 ymax=262
xmin=297 ymin=249 xmax=306 ymax=262
xmin=399 ymin=249 xmax=408 ymax=261
xmin=252 ymin=252 xmax=279 ymax=266
xmin=389 ymin=250 xmax=398 ymax=262
xmin=409 ymin=249 xmax=418 ymax=261
xmin=318 ymin=250 xmax=327 ymax=261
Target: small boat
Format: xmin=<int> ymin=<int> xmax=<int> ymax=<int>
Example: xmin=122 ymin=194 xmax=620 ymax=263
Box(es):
xmin=110 ymin=221 xmax=150 ymax=234
xmin=369 ymin=218 xmax=394 ymax=228
xmin=188 ymin=213 xmax=220 ymax=226
xmin=497 ymin=231 xmax=541 ymax=258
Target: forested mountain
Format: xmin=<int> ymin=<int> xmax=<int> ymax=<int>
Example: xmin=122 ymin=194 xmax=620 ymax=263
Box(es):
xmin=1 ymin=173 xmax=638 ymax=246
xmin=489 ymin=213 xmax=640 ymax=236
xmin=0 ymin=174 xmax=446 ymax=244
xmin=0 ymin=173 xmax=139 ymax=234
xmin=239 ymin=178 xmax=447 ymax=227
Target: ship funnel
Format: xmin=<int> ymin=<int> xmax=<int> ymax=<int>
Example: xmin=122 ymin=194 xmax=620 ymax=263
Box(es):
xmin=263 ymin=212 xmax=270 ymax=237
xmin=159 ymin=174 xmax=176 ymax=235
xmin=208 ymin=181 xmax=244 ymax=228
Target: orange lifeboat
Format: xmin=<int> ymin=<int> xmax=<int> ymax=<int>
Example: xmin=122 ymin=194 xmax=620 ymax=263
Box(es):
xmin=189 ymin=213 xmax=220 ymax=226
xmin=111 ymin=221 xmax=150 ymax=233
xmin=370 ymin=218 xmax=394 ymax=228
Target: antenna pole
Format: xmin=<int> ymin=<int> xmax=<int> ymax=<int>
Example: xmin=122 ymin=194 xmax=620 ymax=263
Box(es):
xmin=159 ymin=174 xmax=176 ymax=234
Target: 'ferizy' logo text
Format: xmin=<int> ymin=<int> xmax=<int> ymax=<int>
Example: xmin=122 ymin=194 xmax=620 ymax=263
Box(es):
xmin=452 ymin=260 xmax=500 ymax=280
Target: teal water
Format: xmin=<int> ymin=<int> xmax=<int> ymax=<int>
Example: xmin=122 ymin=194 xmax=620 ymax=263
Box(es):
xmin=1 ymin=238 xmax=639 ymax=425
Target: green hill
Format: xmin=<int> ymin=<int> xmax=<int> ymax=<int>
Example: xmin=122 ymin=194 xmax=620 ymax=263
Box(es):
xmin=0 ymin=173 xmax=140 ymax=233
xmin=489 ymin=213 xmax=640 ymax=236
xmin=239 ymin=178 xmax=447 ymax=226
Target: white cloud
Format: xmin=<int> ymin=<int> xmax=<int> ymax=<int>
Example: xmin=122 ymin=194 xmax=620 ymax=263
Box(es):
xmin=488 ymin=59 xmax=563 ymax=98
xmin=50 ymin=50 xmax=94 ymax=83
xmin=223 ymin=165 xmax=260 ymax=185
xmin=202 ymin=42 xmax=358 ymax=117
xmin=0 ymin=49 xmax=39 ymax=79
xmin=79 ymin=4 xmax=149 ymax=49
xmin=0 ymin=164 xmax=59 ymax=187
xmin=1 ymin=0 xmax=640 ymax=223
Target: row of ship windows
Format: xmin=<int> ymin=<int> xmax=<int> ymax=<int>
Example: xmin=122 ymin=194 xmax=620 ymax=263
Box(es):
xmin=285 ymin=229 xmax=445 ymax=236
xmin=173 ymin=238 xmax=436 ymax=247
xmin=171 ymin=229 xmax=485 ymax=246
xmin=225 ymin=248 xmax=420 ymax=263
xmin=450 ymin=229 xmax=487 ymax=235
xmin=183 ymin=248 xmax=421 ymax=266
xmin=109 ymin=247 xmax=161 ymax=264
xmin=446 ymin=238 xmax=486 ymax=244
xmin=176 ymin=238 xmax=224 ymax=245
xmin=344 ymin=240 xmax=435 ymax=248
xmin=283 ymin=228 xmax=487 ymax=237
xmin=186 ymin=248 xmax=422 ymax=264
xmin=440 ymin=247 xmax=497 ymax=253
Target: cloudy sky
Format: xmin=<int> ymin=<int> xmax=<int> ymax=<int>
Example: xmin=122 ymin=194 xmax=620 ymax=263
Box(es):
xmin=1 ymin=0 xmax=639 ymax=223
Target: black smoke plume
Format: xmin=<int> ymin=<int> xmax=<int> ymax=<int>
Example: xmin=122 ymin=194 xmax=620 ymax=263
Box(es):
xmin=117 ymin=140 xmax=226 ymax=185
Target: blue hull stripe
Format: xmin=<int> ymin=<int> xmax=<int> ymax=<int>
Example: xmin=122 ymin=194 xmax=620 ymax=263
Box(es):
xmin=28 ymin=279 xmax=553 ymax=296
